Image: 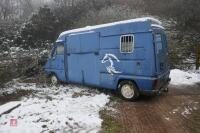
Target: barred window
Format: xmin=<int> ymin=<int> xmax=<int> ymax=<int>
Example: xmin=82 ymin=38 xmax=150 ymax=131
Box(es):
xmin=120 ymin=35 xmax=134 ymax=53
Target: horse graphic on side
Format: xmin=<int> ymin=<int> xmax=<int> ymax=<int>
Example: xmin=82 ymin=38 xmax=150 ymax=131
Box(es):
xmin=101 ymin=53 xmax=122 ymax=75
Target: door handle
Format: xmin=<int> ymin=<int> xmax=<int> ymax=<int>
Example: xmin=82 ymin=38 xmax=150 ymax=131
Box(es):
xmin=94 ymin=52 xmax=99 ymax=55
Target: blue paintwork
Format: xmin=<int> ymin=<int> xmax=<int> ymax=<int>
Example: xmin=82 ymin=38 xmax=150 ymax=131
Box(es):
xmin=44 ymin=18 xmax=170 ymax=93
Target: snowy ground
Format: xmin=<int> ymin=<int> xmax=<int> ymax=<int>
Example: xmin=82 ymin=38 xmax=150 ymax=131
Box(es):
xmin=0 ymin=83 xmax=110 ymax=133
xmin=170 ymin=69 xmax=200 ymax=85
xmin=0 ymin=69 xmax=200 ymax=133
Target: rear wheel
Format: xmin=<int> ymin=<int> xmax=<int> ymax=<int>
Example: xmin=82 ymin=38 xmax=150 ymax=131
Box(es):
xmin=119 ymin=80 xmax=139 ymax=101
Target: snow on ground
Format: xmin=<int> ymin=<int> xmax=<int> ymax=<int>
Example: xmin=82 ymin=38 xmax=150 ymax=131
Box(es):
xmin=170 ymin=69 xmax=200 ymax=85
xmin=0 ymin=101 xmax=21 ymax=115
xmin=170 ymin=101 xmax=199 ymax=118
xmin=0 ymin=83 xmax=110 ymax=133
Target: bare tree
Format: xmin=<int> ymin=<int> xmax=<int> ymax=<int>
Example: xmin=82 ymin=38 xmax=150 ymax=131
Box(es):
xmin=0 ymin=0 xmax=53 ymax=21
xmin=0 ymin=0 xmax=15 ymax=20
xmin=18 ymin=0 xmax=34 ymax=19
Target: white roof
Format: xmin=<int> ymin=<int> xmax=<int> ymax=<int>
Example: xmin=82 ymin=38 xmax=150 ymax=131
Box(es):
xmin=59 ymin=17 xmax=162 ymax=37
xmin=151 ymin=24 xmax=165 ymax=29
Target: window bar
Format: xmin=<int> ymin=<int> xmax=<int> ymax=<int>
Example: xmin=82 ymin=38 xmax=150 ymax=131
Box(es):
xmin=126 ymin=36 xmax=128 ymax=52
xmin=131 ymin=36 xmax=133 ymax=52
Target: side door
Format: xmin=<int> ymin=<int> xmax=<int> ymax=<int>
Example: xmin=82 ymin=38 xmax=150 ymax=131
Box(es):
xmin=66 ymin=32 xmax=100 ymax=85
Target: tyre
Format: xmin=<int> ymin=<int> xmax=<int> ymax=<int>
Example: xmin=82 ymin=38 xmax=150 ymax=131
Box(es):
xmin=50 ymin=74 xmax=59 ymax=86
xmin=118 ymin=80 xmax=140 ymax=101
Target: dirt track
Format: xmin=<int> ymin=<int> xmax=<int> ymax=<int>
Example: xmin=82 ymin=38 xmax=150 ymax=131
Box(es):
xmin=115 ymin=84 xmax=200 ymax=133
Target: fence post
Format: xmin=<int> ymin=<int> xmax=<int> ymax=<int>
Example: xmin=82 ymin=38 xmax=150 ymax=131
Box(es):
xmin=196 ymin=44 xmax=200 ymax=70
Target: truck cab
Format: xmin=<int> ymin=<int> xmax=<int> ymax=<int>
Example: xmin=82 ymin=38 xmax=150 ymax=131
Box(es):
xmin=45 ymin=41 xmax=65 ymax=83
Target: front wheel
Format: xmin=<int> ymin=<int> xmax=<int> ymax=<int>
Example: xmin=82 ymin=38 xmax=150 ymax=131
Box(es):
xmin=50 ymin=75 xmax=59 ymax=86
xmin=118 ymin=81 xmax=140 ymax=101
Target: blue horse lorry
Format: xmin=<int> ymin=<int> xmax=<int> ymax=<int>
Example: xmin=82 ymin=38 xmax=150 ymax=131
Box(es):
xmin=44 ymin=17 xmax=170 ymax=100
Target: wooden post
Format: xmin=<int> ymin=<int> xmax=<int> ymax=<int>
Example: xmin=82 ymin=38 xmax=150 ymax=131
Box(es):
xmin=196 ymin=44 xmax=200 ymax=70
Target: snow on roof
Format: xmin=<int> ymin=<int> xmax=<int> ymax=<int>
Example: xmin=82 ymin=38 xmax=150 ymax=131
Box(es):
xmin=70 ymin=31 xmax=95 ymax=36
xmin=59 ymin=17 xmax=162 ymax=37
xmin=55 ymin=40 xmax=64 ymax=43
xmin=151 ymin=24 xmax=165 ymax=29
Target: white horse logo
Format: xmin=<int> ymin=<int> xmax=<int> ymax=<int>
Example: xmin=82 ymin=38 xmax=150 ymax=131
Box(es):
xmin=101 ymin=54 xmax=122 ymax=75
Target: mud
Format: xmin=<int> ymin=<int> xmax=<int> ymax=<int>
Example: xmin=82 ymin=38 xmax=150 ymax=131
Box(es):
xmin=115 ymin=84 xmax=200 ymax=133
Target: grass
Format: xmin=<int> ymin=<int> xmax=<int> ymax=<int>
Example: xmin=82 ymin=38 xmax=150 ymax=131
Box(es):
xmin=100 ymin=108 xmax=123 ymax=133
xmin=0 ymin=89 xmax=34 ymax=105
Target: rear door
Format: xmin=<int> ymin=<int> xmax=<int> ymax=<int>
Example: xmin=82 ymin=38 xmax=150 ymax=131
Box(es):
xmin=154 ymin=33 xmax=168 ymax=75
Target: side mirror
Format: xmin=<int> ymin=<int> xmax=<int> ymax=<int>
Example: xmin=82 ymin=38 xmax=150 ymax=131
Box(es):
xmin=52 ymin=56 xmax=56 ymax=60
xmin=50 ymin=45 xmax=56 ymax=59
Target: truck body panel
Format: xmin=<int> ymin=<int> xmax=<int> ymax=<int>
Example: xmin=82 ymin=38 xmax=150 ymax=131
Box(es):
xmin=44 ymin=17 xmax=170 ymax=93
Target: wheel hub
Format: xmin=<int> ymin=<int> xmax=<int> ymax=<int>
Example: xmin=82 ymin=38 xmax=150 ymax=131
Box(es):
xmin=121 ymin=84 xmax=134 ymax=99
xmin=51 ymin=76 xmax=58 ymax=85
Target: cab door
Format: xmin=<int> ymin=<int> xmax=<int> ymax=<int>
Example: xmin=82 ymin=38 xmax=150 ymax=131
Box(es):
xmin=50 ymin=42 xmax=66 ymax=81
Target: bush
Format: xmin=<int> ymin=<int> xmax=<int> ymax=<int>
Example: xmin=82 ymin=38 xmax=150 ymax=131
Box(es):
xmin=21 ymin=6 xmax=59 ymax=49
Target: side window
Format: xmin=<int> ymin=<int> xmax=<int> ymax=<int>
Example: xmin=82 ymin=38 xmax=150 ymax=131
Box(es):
xmin=120 ymin=35 xmax=134 ymax=53
xmin=155 ymin=34 xmax=162 ymax=54
xmin=56 ymin=44 xmax=64 ymax=55
xmin=51 ymin=43 xmax=64 ymax=58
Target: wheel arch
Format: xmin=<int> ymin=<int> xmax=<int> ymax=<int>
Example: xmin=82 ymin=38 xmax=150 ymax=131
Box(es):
xmin=47 ymin=71 xmax=58 ymax=79
xmin=117 ymin=78 xmax=139 ymax=91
